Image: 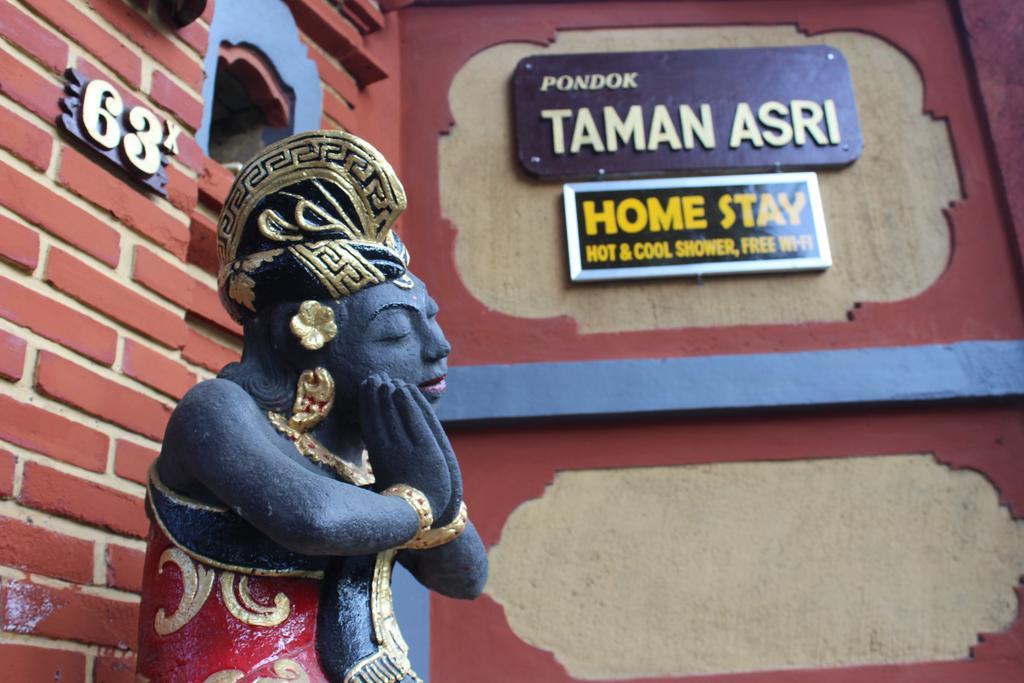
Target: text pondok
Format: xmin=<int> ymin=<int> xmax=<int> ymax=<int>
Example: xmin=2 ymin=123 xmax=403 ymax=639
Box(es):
xmin=515 ymin=46 xmax=862 ymax=178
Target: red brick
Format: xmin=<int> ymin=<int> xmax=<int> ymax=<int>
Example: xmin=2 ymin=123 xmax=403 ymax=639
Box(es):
xmin=166 ymin=164 xmax=198 ymax=214
xmin=35 ymin=351 xmax=172 ymax=442
xmin=0 ymin=642 xmax=87 ymax=682
xmin=0 ymin=449 xmax=14 ymax=498
xmin=342 ymin=0 xmax=384 ymax=34
xmin=0 ymin=214 xmax=40 ymax=271
xmin=0 ymin=164 xmax=120 ymax=267
xmin=0 ymin=47 xmax=62 ymax=122
xmin=175 ymin=17 xmax=209 ymax=57
xmin=284 ymin=0 xmax=361 ymax=61
xmin=19 ymin=461 xmax=148 ymax=538
xmin=95 ymin=654 xmax=137 ymax=683
xmin=57 ymin=146 xmax=190 ymax=260
xmin=187 ymin=211 xmax=218 ymax=274
xmin=45 ymin=249 xmax=187 ymax=350
xmin=0 ymin=103 xmax=52 ymax=172
xmin=175 ymin=132 xmax=204 ymax=172
xmin=182 ymin=328 xmax=238 ymax=373
xmin=0 ymin=2 xmax=69 ymax=73
xmin=0 ymin=276 xmax=118 ymax=366
xmin=191 ymin=282 xmax=241 ymax=334
xmin=88 ymin=0 xmax=202 ymax=90
xmin=74 ymin=57 xmax=148 ymax=112
xmin=122 ymin=339 xmax=196 ymax=399
xmin=113 ymin=439 xmax=157 ymax=485
xmin=0 ymin=394 xmax=109 ymax=472
xmin=199 ymin=157 xmax=233 ymax=207
xmin=324 ymin=88 xmax=357 ymax=131
xmin=192 ymin=287 xmax=241 ymax=332
xmin=105 ymin=544 xmax=144 ymax=593
xmin=284 ymin=0 xmax=387 ymax=85
xmin=151 ymin=70 xmax=203 ymax=130
xmin=23 ymin=0 xmax=142 ymax=87
xmin=133 ymin=245 xmax=241 ymax=335
xmin=2 ymin=579 xmax=139 ymax=649
xmin=0 ymin=516 xmax=94 ymax=583
xmin=0 ymin=329 xmax=27 ymax=381
xmin=132 ymin=246 xmax=193 ymax=306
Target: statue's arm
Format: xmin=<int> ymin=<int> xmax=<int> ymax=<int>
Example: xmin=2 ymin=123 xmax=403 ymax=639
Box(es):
xmin=162 ymin=378 xmax=421 ymax=557
xmin=397 ymin=523 xmax=488 ymax=599
xmin=361 ymin=379 xmax=487 ymax=598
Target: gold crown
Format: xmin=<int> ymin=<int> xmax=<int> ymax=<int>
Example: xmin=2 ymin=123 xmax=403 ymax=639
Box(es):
xmin=218 ymin=130 xmax=407 ymax=267
xmin=216 ymin=131 xmax=411 ymax=321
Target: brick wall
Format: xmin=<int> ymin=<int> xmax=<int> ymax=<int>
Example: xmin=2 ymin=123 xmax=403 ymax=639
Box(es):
xmin=0 ymin=1 xmax=389 ymax=679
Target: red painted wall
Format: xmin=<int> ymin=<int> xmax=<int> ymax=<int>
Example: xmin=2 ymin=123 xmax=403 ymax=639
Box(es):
xmin=398 ymin=0 xmax=1024 ymax=367
xmin=441 ymin=407 xmax=1024 ymax=683
xmin=392 ymin=1 xmax=1024 ymax=681
xmin=959 ymin=0 xmax=1024 ymax=270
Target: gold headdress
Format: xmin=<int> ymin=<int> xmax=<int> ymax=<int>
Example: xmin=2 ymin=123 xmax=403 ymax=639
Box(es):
xmin=217 ymin=131 xmax=411 ymax=324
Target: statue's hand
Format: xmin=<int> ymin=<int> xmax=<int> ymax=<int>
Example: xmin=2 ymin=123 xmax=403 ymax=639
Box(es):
xmin=359 ymin=374 xmax=453 ymax=523
xmin=407 ymin=382 xmax=464 ymax=526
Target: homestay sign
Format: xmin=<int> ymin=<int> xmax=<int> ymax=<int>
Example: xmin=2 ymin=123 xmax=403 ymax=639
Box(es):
xmin=513 ymin=46 xmax=862 ymax=178
xmin=563 ymin=172 xmax=831 ymax=282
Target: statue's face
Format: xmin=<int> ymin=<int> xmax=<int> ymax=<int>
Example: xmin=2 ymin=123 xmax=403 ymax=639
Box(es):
xmin=325 ymin=273 xmax=451 ymax=405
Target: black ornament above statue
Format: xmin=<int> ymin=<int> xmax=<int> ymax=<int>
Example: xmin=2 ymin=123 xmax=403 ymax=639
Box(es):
xmin=136 ymin=130 xmax=488 ymax=683
xmin=162 ymin=0 xmax=207 ymax=26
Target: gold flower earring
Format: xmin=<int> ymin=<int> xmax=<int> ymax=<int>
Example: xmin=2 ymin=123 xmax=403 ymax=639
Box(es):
xmin=272 ymin=301 xmax=373 ymax=484
xmin=290 ymin=300 xmax=337 ymax=350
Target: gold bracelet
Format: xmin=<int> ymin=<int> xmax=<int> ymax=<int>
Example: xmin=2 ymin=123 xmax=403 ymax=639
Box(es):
xmin=405 ymin=501 xmax=469 ymax=551
xmin=382 ymin=484 xmax=434 ymax=541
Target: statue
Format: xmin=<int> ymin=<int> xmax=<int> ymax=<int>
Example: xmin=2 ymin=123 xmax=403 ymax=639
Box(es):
xmin=136 ymin=131 xmax=488 ymax=682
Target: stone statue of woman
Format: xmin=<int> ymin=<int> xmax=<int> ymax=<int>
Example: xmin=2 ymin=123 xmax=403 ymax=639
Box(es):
xmin=136 ymin=130 xmax=488 ymax=682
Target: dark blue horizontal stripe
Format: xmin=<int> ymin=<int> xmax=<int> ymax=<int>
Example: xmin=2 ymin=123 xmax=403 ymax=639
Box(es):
xmin=437 ymin=340 xmax=1024 ymax=423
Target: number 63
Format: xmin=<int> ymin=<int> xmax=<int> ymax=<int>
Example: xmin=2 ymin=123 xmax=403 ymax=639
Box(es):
xmin=80 ymin=79 xmax=181 ymax=176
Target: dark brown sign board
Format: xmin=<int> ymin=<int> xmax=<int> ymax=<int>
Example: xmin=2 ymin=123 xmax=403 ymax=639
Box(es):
xmin=564 ymin=172 xmax=830 ymax=282
xmin=59 ymin=69 xmax=174 ymax=196
xmin=514 ymin=46 xmax=862 ymax=179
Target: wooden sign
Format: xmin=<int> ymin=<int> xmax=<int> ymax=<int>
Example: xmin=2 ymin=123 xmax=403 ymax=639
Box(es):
xmin=514 ymin=46 xmax=862 ymax=179
xmin=563 ymin=172 xmax=831 ymax=282
xmin=59 ymin=69 xmax=181 ymax=196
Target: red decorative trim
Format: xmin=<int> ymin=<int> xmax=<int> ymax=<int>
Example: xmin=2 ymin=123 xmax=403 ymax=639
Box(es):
xmin=972 ymin=584 xmax=1024 ymax=664
xmin=397 ymin=0 xmax=1024 ymax=367
xmin=958 ymin=0 xmax=1024 ymax=279
xmin=218 ymin=45 xmax=292 ymax=128
xmin=341 ymin=0 xmax=385 ymax=33
xmin=379 ymin=0 xmax=414 ymax=11
xmin=282 ymin=0 xmax=388 ymax=85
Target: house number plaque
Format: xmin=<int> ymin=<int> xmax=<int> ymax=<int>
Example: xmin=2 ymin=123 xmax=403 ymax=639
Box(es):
xmin=59 ymin=69 xmax=181 ymax=196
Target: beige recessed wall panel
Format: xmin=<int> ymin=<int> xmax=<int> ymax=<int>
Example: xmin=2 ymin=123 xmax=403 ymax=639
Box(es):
xmin=439 ymin=27 xmax=960 ymax=332
xmin=487 ymin=455 xmax=1024 ymax=679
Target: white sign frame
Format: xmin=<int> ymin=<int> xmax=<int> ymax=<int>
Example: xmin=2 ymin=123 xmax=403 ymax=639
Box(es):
xmin=563 ymin=171 xmax=832 ymax=282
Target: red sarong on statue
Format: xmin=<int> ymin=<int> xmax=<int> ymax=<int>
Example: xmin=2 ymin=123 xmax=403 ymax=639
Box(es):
xmin=136 ymin=527 xmax=331 ymax=683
